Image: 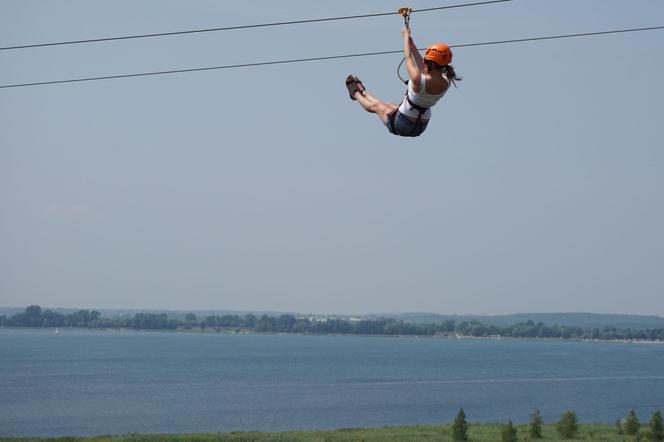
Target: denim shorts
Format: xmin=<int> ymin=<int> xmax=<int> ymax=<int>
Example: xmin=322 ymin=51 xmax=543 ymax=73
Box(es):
xmin=386 ymin=111 xmax=428 ymax=137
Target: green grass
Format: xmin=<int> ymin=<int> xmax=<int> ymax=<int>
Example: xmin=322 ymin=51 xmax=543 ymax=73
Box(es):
xmin=0 ymin=423 xmax=641 ymax=442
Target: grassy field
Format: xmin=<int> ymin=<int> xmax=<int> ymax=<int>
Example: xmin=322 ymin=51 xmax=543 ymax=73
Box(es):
xmin=0 ymin=423 xmax=640 ymax=442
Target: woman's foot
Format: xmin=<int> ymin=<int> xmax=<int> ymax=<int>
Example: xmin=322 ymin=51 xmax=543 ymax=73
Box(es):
xmin=353 ymin=76 xmax=366 ymax=95
xmin=345 ymin=74 xmax=364 ymax=100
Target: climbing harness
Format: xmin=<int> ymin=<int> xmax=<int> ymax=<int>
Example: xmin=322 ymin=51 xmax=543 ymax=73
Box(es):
xmin=403 ymin=95 xmax=429 ymax=136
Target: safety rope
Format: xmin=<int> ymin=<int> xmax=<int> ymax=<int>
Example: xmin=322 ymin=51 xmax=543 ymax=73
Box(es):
xmin=397 ymin=7 xmax=413 ymax=84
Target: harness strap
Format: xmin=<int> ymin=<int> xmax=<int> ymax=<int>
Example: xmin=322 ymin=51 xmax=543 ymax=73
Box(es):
xmin=405 ymin=95 xmax=429 ymax=114
xmin=405 ymin=94 xmax=428 ymax=135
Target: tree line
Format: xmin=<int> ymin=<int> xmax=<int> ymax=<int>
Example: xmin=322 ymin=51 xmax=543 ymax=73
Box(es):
xmin=0 ymin=305 xmax=179 ymax=330
xmin=2 ymin=305 xmax=664 ymax=341
xmin=450 ymin=407 xmax=664 ymax=441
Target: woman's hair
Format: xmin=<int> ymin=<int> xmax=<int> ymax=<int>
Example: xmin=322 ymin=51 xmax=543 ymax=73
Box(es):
xmin=426 ymin=60 xmax=462 ymax=87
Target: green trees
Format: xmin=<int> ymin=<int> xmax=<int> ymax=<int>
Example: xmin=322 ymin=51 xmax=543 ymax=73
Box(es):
xmin=501 ymin=420 xmax=518 ymax=442
xmin=14 ymin=305 xmax=44 ymax=327
xmin=203 ymin=314 xmax=244 ymax=328
xmin=557 ymin=410 xmax=579 ymax=439
xmin=67 ymin=309 xmax=100 ymax=327
xmin=41 ymin=309 xmax=66 ymax=327
xmin=617 ymin=410 xmax=664 ymax=441
xmin=182 ymin=313 xmax=198 ymax=329
xmin=256 ymin=315 xmax=278 ymax=332
xmin=244 ymin=313 xmax=257 ymax=328
xmin=277 ymin=314 xmax=297 ymax=332
xmin=646 ymin=411 xmax=664 ymax=442
xmin=132 ymin=312 xmax=175 ymax=329
xmin=4 ymin=304 xmax=664 ymax=340
xmin=452 ymin=408 xmax=469 ymax=441
xmin=5 ymin=305 xmax=101 ymax=328
xmin=529 ymin=408 xmax=543 ymax=439
xmin=624 ymin=409 xmax=641 ymax=435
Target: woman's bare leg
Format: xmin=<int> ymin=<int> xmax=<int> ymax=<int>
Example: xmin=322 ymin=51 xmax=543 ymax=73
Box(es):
xmin=353 ymin=90 xmax=399 ymax=124
xmin=353 ymin=90 xmax=379 ymax=112
xmin=357 ymin=89 xmax=380 ymax=104
xmin=351 ymin=76 xmax=383 ymax=105
xmin=377 ymin=103 xmax=400 ymax=125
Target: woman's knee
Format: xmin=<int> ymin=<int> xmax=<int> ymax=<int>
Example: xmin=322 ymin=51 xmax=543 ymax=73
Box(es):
xmin=378 ymin=104 xmax=398 ymax=120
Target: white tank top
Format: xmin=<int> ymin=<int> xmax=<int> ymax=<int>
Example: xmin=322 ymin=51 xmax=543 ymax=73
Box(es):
xmin=398 ymin=73 xmax=448 ymax=120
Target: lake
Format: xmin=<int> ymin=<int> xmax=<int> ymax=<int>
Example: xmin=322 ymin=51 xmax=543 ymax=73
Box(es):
xmin=1 ymin=328 xmax=663 ymax=437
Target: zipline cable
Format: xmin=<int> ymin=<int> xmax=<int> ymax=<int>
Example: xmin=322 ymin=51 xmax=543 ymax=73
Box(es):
xmin=1 ymin=25 xmax=662 ymax=90
xmin=0 ymin=0 xmax=511 ymax=52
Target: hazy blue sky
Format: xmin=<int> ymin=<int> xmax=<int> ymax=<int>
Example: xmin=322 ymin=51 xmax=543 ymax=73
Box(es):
xmin=1 ymin=0 xmax=663 ymax=315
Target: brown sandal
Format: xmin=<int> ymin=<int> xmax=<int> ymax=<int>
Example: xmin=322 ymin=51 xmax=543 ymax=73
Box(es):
xmin=345 ymin=74 xmax=359 ymax=100
xmin=353 ymin=76 xmax=366 ymax=95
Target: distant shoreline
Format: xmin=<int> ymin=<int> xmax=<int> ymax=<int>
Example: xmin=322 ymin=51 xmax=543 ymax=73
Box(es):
xmin=4 ymin=305 xmax=663 ymax=343
xmin=3 ymin=325 xmax=664 ymax=345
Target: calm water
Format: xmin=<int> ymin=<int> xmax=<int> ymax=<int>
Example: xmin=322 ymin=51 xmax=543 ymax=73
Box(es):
xmin=1 ymin=329 xmax=663 ymax=437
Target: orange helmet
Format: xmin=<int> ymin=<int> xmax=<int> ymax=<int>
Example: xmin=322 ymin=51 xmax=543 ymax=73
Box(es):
xmin=424 ymin=43 xmax=452 ymax=66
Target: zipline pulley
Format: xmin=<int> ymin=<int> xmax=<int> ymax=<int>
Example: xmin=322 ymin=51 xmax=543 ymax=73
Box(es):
xmin=398 ymin=7 xmax=412 ymax=29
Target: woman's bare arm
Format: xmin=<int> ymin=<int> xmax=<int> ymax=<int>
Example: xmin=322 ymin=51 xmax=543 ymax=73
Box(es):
xmin=410 ymin=37 xmax=425 ymax=71
xmin=402 ymin=27 xmax=421 ymax=90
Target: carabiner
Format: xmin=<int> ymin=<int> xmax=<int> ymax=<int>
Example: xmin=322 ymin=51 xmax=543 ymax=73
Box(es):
xmin=398 ymin=7 xmax=412 ymax=29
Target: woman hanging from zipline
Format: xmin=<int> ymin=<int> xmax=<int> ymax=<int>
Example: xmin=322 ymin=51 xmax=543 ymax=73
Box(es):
xmin=346 ymin=24 xmax=460 ymax=137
